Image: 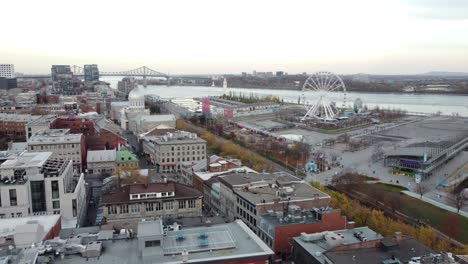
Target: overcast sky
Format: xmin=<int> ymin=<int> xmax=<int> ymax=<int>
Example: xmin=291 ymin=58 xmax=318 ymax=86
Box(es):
xmin=1 ymin=0 xmax=467 ymax=75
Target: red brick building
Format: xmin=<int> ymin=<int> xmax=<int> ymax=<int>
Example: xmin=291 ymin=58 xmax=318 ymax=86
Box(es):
xmin=258 ymin=208 xmax=352 ymax=260
xmin=50 ymin=117 xmax=96 ymax=136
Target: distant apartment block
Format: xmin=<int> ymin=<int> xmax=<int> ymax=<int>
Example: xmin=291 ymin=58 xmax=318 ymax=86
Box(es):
xmin=0 ymin=152 xmax=87 ymax=226
xmin=117 ymin=77 xmax=137 ymax=97
xmin=83 ymin=64 xmax=99 ymax=82
xmin=0 ymin=64 xmax=15 ymax=78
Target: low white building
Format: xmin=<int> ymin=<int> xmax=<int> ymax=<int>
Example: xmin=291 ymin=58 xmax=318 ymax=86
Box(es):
xmin=87 ymin=149 xmax=117 ymax=175
xmin=0 ymin=214 xmax=61 ymax=248
xmin=132 ymin=114 xmax=176 ymax=135
xmin=0 ymin=152 xmax=87 ymax=227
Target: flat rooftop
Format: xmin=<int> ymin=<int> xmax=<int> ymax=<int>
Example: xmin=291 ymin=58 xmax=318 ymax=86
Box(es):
xmin=293 ymin=227 xmax=384 ymax=263
xmin=194 ymin=166 xmax=257 ymax=181
xmin=0 ymin=214 xmax=60 ymax=238
xmin=1 ymin=151 xmax=52 ymax=169
xmin=324 ymin=237 xmax=435 ymax=264
xmin=220 ymin=172 xmax=330 ymax=204
xmin=54 ymin=220 xmax=273 ymax=264
xmin=28 ymin=129 xmax=82 ymax=144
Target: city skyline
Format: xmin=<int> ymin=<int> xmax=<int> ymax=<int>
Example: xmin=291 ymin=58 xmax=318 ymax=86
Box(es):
xmin=1 ymin=0 xmax=468 ymax=75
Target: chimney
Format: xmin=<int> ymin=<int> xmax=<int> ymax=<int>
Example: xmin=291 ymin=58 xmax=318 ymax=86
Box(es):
xmin=394 ymin=232 xmax=402 ymax=242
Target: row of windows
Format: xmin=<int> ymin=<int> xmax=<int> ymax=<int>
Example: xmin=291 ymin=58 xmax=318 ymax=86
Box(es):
xmin=237 ymin=197 xmax=256 ymax=215
xmin=160 ymin=151 xmax=205 ymax=157
xmin=30 ymin=144 xmax=77 ymax=150
xmin=0 ymin=213 xmax=23 ymax=218
xmin=169 ymin=145 xmax=205 ymax=151
xmin=107 ymin=199 xmax=197 ymax=215
xmin=130 ymin=192 xmax=174 ymax=200
xmin=160 ymin=156 xmax=204 ymax=163
xmin=237 ymin=206 xmax=257 ymax=227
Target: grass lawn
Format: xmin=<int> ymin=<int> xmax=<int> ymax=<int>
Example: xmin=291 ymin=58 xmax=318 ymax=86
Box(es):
xmin=367 ymin=183 xmax=468 ymax=244
xmin=374 ymin=182 xmax=408 ymax=192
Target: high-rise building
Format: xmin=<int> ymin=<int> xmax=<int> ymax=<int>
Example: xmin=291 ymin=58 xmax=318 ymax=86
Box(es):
xmin=0 ymin=64 xmax=15 ymax=78
xmin=83 ymin=64 xmax=99 ymax=82
xmin=51 ymin=65 xmax=73 ymax=95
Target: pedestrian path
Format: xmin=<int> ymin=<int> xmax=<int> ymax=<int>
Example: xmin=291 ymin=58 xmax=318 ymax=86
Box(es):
xmin=402 ymin=191 xmax=468 ymax=218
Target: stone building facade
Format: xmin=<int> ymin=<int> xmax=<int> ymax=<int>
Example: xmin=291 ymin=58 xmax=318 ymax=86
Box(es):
xmin=101 ymin=182 xmax=202 ymax=231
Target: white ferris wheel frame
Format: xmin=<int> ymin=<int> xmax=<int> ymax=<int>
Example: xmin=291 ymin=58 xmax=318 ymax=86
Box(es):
xmin=301 ymin=71 xmax=346 ymax=121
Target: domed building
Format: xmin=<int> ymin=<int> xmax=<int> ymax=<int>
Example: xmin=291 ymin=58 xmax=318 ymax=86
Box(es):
xmin=128 ymin=87 xmax=145 ymax=110
xmin=120 ymin=87 xmax=150 ymax=130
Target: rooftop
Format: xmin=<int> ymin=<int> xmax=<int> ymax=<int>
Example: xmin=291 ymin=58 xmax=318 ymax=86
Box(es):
xmin=144 ymin=131 xmax=206 ymax=145
xmin=52 ymin=220 xmax=272 ymax=264
xmin=1 ymin=152 xmax=52 ymax=170
xmin=324 ymin=236 xmax=436 ymax=264
xmin=293 ymin=227 xmax=384 ymax=263
xmin=0 ymin=113 xmax=40 ymax=122
xmin=26 ymin=114 xmax=56 ymax=126
xmin=259 ymin=206 xmax=340 ymax=227
xmin=138 ymin=114 xmax=176 ymax=123
xmin=28 ymin=129 xmax=82 ymax=145
xmin=194 ymin=166 xmax=257 ymax=182
xmin=138 ymin=219 xmax=164 ymax=237
xmin=115 ymin=147 xmax=138 ymax=163
xmin=102 ymin=182 xmax=202 ymax=205
xmin=0 ymin=214 xmax=61 ymax=239
xmin=87 ymin=149 xmax=116 ymax=163
xmin=219 ymin=172 xmax=330 ymax=204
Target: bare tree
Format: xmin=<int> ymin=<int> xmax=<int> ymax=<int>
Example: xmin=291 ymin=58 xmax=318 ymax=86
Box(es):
xmin=448 ymin=191 xmax=466 ymax=213
xmin=414 ymin=182 xmax=429 ymax=199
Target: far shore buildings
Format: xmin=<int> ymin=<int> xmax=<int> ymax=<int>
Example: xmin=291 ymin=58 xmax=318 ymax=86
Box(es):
xmin=101 ymin=182 xmax=203 ymax=230
xmin=0 ymin=152 xmax=87 ymax=227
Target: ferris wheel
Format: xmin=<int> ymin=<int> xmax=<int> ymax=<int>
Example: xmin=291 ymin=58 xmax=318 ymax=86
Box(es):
xmin=301 ymin=71 xmax=346 ymax=121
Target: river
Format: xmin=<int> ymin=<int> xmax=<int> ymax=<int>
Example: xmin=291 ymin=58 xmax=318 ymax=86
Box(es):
xmin=101 ymin=77 xmax=468 ymax=117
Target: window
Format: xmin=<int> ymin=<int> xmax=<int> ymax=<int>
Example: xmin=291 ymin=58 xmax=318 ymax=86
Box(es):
xmin=53 ymin=200 xmax=60 ymax=209
xmin=162 ymin=192 xmax=167 ymax=197
xmin=145 ymin=240 xmax=160 ymax=248
xmin=9 ymin=189 xmax=17 ymax=206
xmin=120 ymin=204 xmax=128 ymax=214
xmin=165 ymin=201 xmax=174 ymax=210
xmin=178 ymin=200 xmax=186 ymax=209
xmin=130 ymin=204 xmax=139 ymax=213
xmin=155 ymin=202 xmax=163 ymax=211
xmin=140 ymin=194 xmax=147 ymax=199
xmin=131 ymin=194 xmax=138 ymax=199
xmin=188 ymin=200 xmax=196 ymax=208
xmin=145 ymin=203 xmax=154 ymax=211
xmin=51 ymin=180 xmax=59 ymax=199
xmin=108 ymin=206 xmax=117 ymax=214
xmin=72 ymin=199 xmax=77 ymax=217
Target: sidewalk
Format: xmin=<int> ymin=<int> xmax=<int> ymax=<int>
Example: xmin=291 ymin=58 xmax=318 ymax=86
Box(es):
xmin=402 ymin=190 xmax=468 ymax=218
